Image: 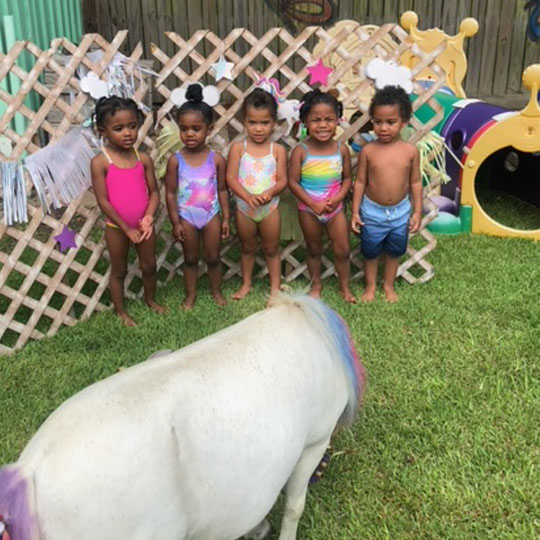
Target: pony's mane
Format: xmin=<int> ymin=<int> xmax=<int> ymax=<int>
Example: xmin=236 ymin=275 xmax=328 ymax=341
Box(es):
xmin=269 ymin=292 xmax=366 ymax=425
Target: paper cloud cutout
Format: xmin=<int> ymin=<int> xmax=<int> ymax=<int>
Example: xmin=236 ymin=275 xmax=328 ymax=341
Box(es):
xmin=365 ymin=58 xmax=413 ymax=94
xmin=80 ymin=72 xmax=108 ymax=100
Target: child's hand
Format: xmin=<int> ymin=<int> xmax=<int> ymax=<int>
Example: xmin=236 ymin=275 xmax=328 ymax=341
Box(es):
xmin=126 ymin=227 xmax=142 ymax=244
xmin=139 ymin=215 xmax=154 ymax=241
xmin=409 ymin=212 xmax=422 ymax=233
xmin=310 ymin=200 xmax=327 ymax=216
xmin=324 ymin=196 xmax=339 ymax=212
xmin=351 ymin=213 xmax=364 ymax=233
xmin=139 ymin=214 xmax=153 ymax=230
xmin=221 ymin=218 xmax=230 ymax=239
xmin=246 ymin=194 xmax=260 ymax=209
xmin=173 ymin=222 xmax=186 ymax=242
xmin=257 ymin=189 xmax=273 ymax=205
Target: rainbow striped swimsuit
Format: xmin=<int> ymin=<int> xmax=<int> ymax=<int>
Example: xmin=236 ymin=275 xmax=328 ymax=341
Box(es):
xmin=298 ymin=141 xmax=343 ymax=223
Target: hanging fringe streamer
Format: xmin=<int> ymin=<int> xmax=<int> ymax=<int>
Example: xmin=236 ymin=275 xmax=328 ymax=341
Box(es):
xmin=416 ymin=131 xmax=451 ymax=186
xmin=155 ymin=119 xmax=182 ymax=180
xmin=1 ymin=161 xmax=28 ymax=225
xmin=25 ymin=127 xmax=99 ymax=211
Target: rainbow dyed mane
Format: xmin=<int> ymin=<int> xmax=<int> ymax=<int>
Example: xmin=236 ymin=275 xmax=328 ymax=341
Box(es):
xmin=269 ymin=293 xmax=366 ymax=424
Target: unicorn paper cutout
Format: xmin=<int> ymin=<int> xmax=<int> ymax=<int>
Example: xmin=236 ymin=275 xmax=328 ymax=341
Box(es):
xmin=0 ymin=293 xmax=365 ymax=540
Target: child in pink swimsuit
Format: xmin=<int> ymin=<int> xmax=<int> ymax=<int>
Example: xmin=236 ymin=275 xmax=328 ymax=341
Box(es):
xmin=91 ymin=96 xmax=166 ymax=327
xmin=289 ymin=89 xmax=356 ymax=303
xmin=226 ymin=89 xmax=288 ymax=300
xmin=165 ymin=84 xmax=230 ymax=310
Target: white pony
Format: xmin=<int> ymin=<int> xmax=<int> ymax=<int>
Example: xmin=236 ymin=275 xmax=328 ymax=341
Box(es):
xmin=0 ymin=293 xmax=366 ymax=540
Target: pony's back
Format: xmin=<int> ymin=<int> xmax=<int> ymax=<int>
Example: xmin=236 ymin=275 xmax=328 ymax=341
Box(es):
xmin=1 ymin=294 xmax=365 ymax=540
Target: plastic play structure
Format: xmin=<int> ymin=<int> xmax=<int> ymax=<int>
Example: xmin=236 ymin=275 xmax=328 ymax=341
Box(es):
xmin=403 ymin=12 xmax=540 ymax=240
xmin=319 ymin=11 xmax=540 ymax=240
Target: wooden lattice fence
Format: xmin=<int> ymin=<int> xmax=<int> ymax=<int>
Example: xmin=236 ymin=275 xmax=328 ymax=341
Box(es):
xmin=0 ymin=24 xmax=445 ymax=354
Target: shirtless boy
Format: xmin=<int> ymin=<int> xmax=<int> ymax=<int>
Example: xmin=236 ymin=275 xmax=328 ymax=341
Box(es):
xmin=351 ymin=86 xmax=422 ymax=302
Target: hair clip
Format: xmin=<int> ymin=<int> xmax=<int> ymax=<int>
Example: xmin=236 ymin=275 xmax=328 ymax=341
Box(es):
xmin=170 ymin=83 xmax=221 ymax=107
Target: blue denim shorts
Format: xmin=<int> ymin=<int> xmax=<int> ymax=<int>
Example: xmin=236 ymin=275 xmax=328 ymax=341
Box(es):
xmin=360 ymin=195 xmax=411 ymax=259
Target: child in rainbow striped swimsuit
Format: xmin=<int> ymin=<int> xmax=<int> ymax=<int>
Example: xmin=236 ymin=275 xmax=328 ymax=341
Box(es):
xmin=289 ymin=90 xmax=356 ymax=303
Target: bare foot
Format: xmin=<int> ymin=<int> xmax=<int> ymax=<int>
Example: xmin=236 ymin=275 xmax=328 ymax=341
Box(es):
xmin=146 ymin=299 xmax=168 ymax=314
xmin=212 ymin=290 xmax=227 ymax=307
xmin=361 ymin=286 xmax=376 ymax=303
xmin=232 ymin=283 xmax=251 ymax=300
xmin=308 ymin=282 xmax=322 ymax=299
xmin=183 ymin=294 xmax=197 ymax=310
xmin=340 ymin=288 xmax=357 ymax=303
xmin=117 ymin=311 xmax=137 ymax=327
xmin=383 ymin=283 xmax=399 ymax=303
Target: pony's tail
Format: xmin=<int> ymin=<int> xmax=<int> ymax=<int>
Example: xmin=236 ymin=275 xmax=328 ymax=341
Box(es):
xmin=0 ymin=465 xmax=39 ymax=540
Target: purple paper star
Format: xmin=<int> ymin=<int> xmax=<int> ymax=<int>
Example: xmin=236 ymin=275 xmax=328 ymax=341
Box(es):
xmin=54 ymin=225 xmax=77 ymax=253
xmin=306 ymin=59 xmax=333 ymax=86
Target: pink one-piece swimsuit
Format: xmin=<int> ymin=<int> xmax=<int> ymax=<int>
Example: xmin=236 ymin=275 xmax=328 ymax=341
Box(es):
xmin=103 ymin=148 xmax=149 ymax=229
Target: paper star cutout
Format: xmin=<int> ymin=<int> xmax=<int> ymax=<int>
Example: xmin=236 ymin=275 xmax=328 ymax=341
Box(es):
xmin=211 ymin=56 xmax=234 ymax=81
xmin=306 ymin=59 xmax=333 ymax=86
xmin=54 ymin=225 xmax=77 ymax=253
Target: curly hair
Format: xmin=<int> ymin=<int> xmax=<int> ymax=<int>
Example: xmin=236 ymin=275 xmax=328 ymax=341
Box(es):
xmin=241 ymin=88 xmax=278 ymax=120
xmin=92 ymin=96 xmax=143 ymax=129
xmin=299 ymin=89 xmax=343 ymax=123
xmin=368 ymin=85 xmax=412 ymax=121
xmin=177 ymin=84 xmax=214 ymax=125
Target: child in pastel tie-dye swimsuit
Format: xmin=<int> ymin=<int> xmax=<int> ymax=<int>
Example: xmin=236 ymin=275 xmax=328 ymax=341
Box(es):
xmin=289 ymin=89 xmax=356 ymax=303
xmin=226 ymin=89 xmax=288 ymax=300
xmin=165 ymin=84 xmax=230 ymax=309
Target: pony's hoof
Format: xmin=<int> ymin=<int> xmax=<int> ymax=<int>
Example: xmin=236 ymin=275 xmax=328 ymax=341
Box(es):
xmin=244 ymin=518 xmax=271 ymax=539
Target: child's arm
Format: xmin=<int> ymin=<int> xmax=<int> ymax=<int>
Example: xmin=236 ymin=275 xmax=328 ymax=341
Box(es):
xmin=326 ymin=143 xmax=352 ymax=211
xmin=288 ymin=145 xmax=326 ymax=215
xmin=91 ymin=154 xmax=142 ymax=243
xmin=215 ymin=152 xmax=230 ymax=239
xmin=164 ymin=154 xmax=186 ymax=242
xmin=351 ymin=146 xmax=368 ymax=233
xmin=139 ymin=152 xmax=160 ymax=240
xmin=409 ymin=146 xmax=422 ymax=233
xmin=226 ymin=142 xmax=260 ymax=208
xmin=258 ymin=143 xmax=288 ymax=204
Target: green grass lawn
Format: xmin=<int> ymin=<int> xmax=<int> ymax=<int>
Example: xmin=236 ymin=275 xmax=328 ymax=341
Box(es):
xmin=1 ymin=234 xmax=539 ymax=539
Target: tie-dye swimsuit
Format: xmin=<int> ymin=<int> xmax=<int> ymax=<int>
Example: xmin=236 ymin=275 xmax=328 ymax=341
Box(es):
xmin=236 ymin=140 xmax=279 ymax=223
xmin=176 ymin=150 xmax=220 ymax=230
xmin=298 ymin=141 xmax=343 ymax=223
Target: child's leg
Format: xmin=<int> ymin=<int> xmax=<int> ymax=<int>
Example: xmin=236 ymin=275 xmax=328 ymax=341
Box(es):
xmin=258 ymin=209 xmax=281 ymax=296
xmin=134 ymin=228 xmax=167 ymax=313
xmin=298 ymin=211 xmax=324 ymax=298
xmin=232 ymin=210 xmax=257 ymax=300
xmin=180 ymin=219 xmax=201 ymax=309
xmin=362 ymin=257 xmax=379 ymax=302
xmin=202 ymin=214 xmax=226 ymax=306
xmin=382 ymin=253 xmax=400 ymax=302
xmin=326 ymin=211 xmax=356 ymax=303
xmin=104 ymin=226 xmax=136 ymax=326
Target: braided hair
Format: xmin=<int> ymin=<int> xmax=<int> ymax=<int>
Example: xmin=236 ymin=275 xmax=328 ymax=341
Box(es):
xmin=92 ymin=96 xmax=143 ymax=129
xmin=299 ymin=89 xmax=343 ymax=123
xmin=177 ymin=84 xmax=214 ymax=125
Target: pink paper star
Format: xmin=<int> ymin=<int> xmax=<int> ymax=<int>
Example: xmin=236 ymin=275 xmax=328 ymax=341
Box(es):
xmin=306 ymin=59 xmax=333 ymax=86
xmin=54 ymin=225 xmax=77 ymax=253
